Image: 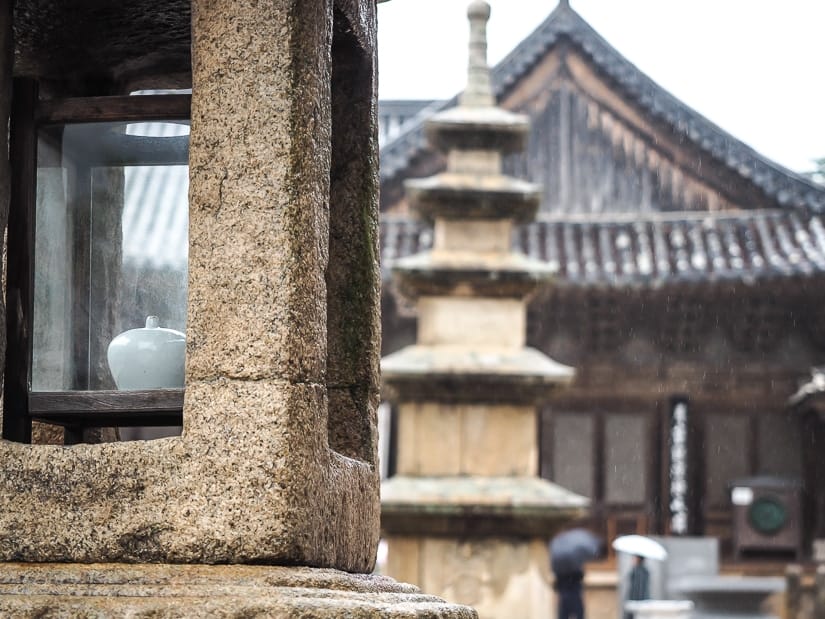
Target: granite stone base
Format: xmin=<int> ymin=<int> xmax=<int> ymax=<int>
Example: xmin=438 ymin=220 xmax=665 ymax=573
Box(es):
xmin=0 ymin=563 xmax=477 ymax=618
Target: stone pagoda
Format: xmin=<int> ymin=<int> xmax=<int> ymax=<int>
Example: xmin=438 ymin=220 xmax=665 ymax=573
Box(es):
xmin=380 ymin=2 xmax=587 ymax=617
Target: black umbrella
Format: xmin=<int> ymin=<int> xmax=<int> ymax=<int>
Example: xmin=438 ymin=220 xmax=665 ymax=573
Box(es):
xmin=550 ymin=528 xmax=602 ymax=575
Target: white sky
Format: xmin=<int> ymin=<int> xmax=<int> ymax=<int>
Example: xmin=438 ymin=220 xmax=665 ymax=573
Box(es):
xmin=377 ymin=0 xmax=825 ymax=174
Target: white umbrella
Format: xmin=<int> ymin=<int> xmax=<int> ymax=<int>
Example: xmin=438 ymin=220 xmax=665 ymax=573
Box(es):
xmin=612 ymin=535 xmax=667 ymax=561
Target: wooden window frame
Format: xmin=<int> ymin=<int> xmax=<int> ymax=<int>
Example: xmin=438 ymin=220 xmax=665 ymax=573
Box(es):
xmin=3 ymin=81 xmax=191 ymax=443
xmin=541 ymin=402 xmax=662 ymax=548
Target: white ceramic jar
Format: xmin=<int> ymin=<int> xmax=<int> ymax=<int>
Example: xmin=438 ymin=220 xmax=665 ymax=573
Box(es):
xmin=107 ymin=316 xmax=185 ymax=390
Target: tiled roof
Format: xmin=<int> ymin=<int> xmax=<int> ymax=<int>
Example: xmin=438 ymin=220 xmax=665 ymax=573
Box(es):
xmin=379 ymin=4 xmax=825 ymax=212
xmin=378 ymin=99 xmax=443 ymax=147
xmin=380 ymin=211 xmax=825 ymax=288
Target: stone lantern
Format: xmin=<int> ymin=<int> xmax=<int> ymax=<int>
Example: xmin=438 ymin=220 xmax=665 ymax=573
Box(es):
xmin=380 ymin=2 xmax=587 ymax=617
xmin=0 ymin=1 xmax=474 ymax=615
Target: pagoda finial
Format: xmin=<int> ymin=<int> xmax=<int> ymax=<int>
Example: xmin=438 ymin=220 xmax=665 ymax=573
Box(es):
xmin=461 ymin=0 xmax=495 ymax=108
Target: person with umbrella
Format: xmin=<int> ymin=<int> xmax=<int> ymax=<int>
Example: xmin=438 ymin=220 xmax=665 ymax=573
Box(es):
xmin=611 ymin=535 xmax=666 ymax=619
xmin=550 ymin=528 xmax=602 ymax=619
xmin=624 ymin=555 xmax=650 ymax=619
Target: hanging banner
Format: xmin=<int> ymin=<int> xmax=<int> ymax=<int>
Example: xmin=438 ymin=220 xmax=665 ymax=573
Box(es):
xmin=668 ymin=400 xmax=690 ymax=535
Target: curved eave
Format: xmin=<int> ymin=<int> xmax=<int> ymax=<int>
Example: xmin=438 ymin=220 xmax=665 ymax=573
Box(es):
xmin=381 ymin=475 xmax=587 ymax=538
xmin=381 ymin=344 xmax=574 ymax=404
xmin=406 ymin=174 xmax=542 ymax=222
xmin=392 ymin=250 xmax=555 ymax=299
xmin=382 ymin=475 xmax=588 ymax=512
xmin=425 ymin=106 xmax=530 ymax=154
xmin=382 ymin=344 xmax=574 ymax=379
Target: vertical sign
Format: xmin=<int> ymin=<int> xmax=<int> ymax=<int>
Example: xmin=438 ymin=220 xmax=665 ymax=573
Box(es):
xmin=669 ymin=400 xmax=690 ymax=535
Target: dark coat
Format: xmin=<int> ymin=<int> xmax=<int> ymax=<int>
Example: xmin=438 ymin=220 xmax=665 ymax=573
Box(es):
xmin=553 ymin=570 xmax=584 ymax=592
xmin=554 ymin=571 xmax=584 ymax=619
xmin=628 ymin=564 xmax=650 ymax=601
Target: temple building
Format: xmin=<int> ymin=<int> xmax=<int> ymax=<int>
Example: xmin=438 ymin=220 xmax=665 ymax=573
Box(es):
xmin=378 ymin=1 xmax=825 ymax=565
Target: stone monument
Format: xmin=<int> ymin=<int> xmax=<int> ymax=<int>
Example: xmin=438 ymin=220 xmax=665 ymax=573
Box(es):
xmin=0 ymin=0 xmax=474 ymax=615
xmin=380 ymin=2 xmax=587 ymax=617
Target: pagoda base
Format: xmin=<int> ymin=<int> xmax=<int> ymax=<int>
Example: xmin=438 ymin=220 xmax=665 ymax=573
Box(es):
xmin=0 ymin=563 xmax=477 ymax=618
xmin=381 ymin=477 xmax=587 ymax=617
xmin=384 ymin=535 xmax=553 ymax=619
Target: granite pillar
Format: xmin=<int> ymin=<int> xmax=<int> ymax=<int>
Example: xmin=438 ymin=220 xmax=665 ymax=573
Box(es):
xmin=0 ymin=0 xmax=374 ymax=571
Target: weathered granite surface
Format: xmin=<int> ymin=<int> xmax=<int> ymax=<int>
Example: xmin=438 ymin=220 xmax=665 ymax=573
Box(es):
xmin=0 ymin=564 xmax=478 ymax=618
xmin=0 ymin=0 xmax=382 ymax=572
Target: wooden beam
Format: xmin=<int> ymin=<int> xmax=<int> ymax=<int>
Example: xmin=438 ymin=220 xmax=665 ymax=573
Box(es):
xmin=37 ymin=94 xmax=191 ymax=125
xmin=29 ymin=389 xmax=183 ymax=427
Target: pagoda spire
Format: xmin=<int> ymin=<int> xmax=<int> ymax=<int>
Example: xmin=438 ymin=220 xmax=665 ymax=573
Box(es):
xmin=461 ymin=0 xmax=495 ymax=107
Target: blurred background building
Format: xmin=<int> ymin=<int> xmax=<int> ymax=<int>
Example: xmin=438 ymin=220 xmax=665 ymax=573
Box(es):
xmin=377 ymin=1 xmax=825 ymax=571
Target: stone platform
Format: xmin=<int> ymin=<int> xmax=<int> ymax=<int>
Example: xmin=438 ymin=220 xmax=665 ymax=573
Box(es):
xmin=0 ymin=563 xmax=477 ymax=618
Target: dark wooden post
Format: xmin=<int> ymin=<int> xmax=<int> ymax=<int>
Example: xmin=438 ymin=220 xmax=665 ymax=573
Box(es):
xmin=785 ymin=564 xmax=802 ymax=619
xmin=816 ymin=420 xmax=825 ymax=540
xmin=2 ymin=2 xmax=38 ymax=443
xmin=0 ymin=1 xmax=10 ymax=228
xmin=815 ymin=564 xmax=825 ymax=619
xmin=0 ymin=0 xmax=10 ymax=399
xmin=3 ymin=78 xmax=37 ymax=443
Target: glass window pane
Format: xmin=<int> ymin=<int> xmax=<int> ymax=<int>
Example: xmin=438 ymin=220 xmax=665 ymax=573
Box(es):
xmin=605 ymin=414 xmax=647 ymax=504
xmin=33 ymin=144 xmax=71 ymax=390
xmin=553 ymin=413 xmax=594 ymax=499
xmin=33 ymin=121 xmax=189 ymax=392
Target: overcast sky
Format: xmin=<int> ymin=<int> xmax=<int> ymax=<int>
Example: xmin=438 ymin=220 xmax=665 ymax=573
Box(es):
xmin=376 ymin=0 xmax=825 ymax=174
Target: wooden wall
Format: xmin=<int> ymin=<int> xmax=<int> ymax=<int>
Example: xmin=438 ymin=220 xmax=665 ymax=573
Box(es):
xmin=499 ymin=46 xmax=775 ymax=216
